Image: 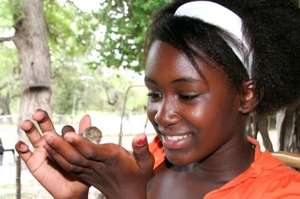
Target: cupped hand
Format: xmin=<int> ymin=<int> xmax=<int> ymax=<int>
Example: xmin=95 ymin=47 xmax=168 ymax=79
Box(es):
xmin=43 ymin=131 xmax=154 ymax=199
xmin=15 ymin=110 xmax=90 ymax=199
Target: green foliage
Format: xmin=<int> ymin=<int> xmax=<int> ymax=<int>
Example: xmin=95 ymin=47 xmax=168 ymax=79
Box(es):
xmin=0 ymin=45 xmax=18 ymax=81
xmin=51 ymin=59 xmax=146 ymax=114
xmin=44 ymin=0 xmax=96 ymax=57
xmin=0 ymin=44 xmax=20 ymax=113
xmin=94 ymin=0 xmax=171 ymax=71
xmin=0 ymin=0 xmax=160 ymax=114
xmin=0 ymin=0 xmax=24 ymax=28
xmin=125 ymin=86 xmax=148 ymax=112
xmin=52 ymin=63 xmax=85 ymax=114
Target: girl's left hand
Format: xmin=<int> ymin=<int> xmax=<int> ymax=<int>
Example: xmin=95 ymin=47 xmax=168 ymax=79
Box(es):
xmin=43 ymin=131 xmax=154 ymax=199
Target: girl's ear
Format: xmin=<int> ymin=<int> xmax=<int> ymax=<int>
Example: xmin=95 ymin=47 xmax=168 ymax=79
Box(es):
xmin=238 ymin=80 xmax=259 ymax=114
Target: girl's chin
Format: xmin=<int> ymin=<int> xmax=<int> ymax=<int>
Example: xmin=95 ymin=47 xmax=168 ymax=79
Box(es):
xmin=165 ymin=153 xmax=194 ymax=167
xmin=165 ymin=149 xmax=205 ymax=168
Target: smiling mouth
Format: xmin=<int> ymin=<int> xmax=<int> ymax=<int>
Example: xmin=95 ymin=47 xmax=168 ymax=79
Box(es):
xmin=161 ymin=134 xmax=191 ymax=142
xmin=160 ymin=133 xmax=192 ymax=149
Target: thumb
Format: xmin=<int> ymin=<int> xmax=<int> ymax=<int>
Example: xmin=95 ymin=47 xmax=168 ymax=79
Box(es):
xmin=132 ymin=134 xmax=154 ymax=173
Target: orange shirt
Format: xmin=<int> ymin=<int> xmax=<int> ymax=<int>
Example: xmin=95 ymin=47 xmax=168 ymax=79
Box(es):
xmin=149 ymin=136 xmax=300 ymax=199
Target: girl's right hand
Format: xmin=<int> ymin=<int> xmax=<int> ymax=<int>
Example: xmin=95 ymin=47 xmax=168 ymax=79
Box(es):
xmin=15 ymin=110 xmax=89 ymax=199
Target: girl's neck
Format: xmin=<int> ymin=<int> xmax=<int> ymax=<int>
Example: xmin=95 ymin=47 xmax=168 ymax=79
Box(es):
xmin=169 ymin=134 xmax=255 ymax=184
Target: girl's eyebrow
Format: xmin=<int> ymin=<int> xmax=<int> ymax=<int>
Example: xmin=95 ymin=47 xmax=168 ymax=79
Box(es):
xmin=172 ymin=77 xmax=202 ymax=84
xmin=144 ymin=76 xmax=203 ymax=84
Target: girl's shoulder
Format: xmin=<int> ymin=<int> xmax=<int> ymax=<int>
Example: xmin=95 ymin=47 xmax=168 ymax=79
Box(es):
xmin=253 ymin=153 xmax=300 ymax=197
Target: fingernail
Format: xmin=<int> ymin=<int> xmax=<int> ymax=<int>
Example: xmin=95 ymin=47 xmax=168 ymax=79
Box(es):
xmin=33 ymin=109 xmax=47 ymax=122
xmin=136 ymin=134 xmax=147 ymax=147
xmin=17 ymin=142 xmax=27 ymax=151
xmin=64 ymin=133 xmax=74 ymax=143
xmin=61 ymin=125 xmax=75 ymax=136
xmin=21 ymin=120 xmax=33 ymax=131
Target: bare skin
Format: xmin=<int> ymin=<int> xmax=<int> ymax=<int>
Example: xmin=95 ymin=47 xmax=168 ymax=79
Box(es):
xmin=42 ymin=40 xmax=257 ymax=199
xmin=145 ymin=41 xmax=256 ymax=198
xmin=147 ymin=135 xmax=254 ymax=199
xmin=17 ymin=40 xmax=258 ymax=199
xmin=15 ymin=110 xmax=91 ymax=199
xmin=16 ymin=109 xmax=154 ymax=199
xmin=16 ymin=110 xmax=155 ymax=199
xmin=43 ymin=131 xmax=154 ymax=199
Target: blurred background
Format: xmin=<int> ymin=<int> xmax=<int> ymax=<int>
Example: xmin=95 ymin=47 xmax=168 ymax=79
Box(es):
xmin=0 ymin=0 xmax=299 ymax=198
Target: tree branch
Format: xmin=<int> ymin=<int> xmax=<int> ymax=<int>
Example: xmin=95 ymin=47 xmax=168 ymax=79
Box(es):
xmin=0 ymin=36 xmax=14 ymax=43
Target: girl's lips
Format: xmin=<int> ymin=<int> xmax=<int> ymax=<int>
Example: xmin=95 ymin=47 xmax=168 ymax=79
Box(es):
xmin=160 ymin=133 xmax=192 ymax=149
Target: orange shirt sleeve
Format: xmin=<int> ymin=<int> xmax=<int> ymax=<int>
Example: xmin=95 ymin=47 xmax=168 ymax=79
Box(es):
xmin=207 ymin=166 xmax=300 ymax=199
xmin=149 ymin=136 xmax=165 ymax=170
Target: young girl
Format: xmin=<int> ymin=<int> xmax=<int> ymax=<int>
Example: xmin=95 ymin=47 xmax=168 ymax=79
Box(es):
xmin=15 ymin=0 xmax=300 ymax=199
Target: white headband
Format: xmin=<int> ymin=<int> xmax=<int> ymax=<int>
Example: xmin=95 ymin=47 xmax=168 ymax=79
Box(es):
xmin=175 ymin=1 xmax=252 ymax=75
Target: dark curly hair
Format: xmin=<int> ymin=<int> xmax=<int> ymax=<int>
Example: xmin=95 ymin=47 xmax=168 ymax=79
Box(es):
xmin=145 ymin=0 xmax=300 ymax=114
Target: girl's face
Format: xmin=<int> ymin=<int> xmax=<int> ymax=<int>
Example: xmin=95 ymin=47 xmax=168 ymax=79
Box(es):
xmin=145 ymin=40 xmax=245 ymax=165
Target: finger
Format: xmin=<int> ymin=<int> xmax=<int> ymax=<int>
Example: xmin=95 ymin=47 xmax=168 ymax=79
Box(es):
xmin=44 ymin=143 xmax=85 ymax=173
xmin=78 ymin=114 xmax=91 ymax=135
xmin=61 ymin=125 xmax=76 ymax=136
xmin=44 ymin=133 xmax=89 ymax=168
xmin=32 ymin=109 xmax=56 ymax=135
xmin=16 ymin=141 xmax=48 ymax=174
xmin=20 ymin=120 xmax=41 ymax=147
xmin=132 ymin=134 xmax=154 ymax=172
xmin=15 ymin=141 xmax=32 ymax=163
xmin=64 ymin=133 xmax=113 ymax=161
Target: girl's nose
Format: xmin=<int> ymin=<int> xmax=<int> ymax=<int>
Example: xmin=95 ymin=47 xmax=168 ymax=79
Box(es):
xmin=154 ymin=97 xmax=180 ymax=127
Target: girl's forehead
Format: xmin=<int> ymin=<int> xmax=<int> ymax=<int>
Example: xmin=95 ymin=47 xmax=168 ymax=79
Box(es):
xmin=145 ymin=41 xmax=201 ymax=78
xmin=145 ymin=40 xmax=223 ymax=80
xmin=145 ymin=40 xmax=233 ymax=90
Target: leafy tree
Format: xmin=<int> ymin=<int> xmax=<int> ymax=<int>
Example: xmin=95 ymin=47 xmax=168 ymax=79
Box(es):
xmin=52 ymin=59 xmax=146 ymax=114
xmin=0 ymin=44 xmax=19 ymax=115
xmin=92 ymin=0 xmax=171 ymax=71
xmin=0 ymin=0 xmax=20 ymax=115
xmin=44 ymin=0 xmax=96 ymax=57
xmin=0 ymin=0 xmax=174 ymax=115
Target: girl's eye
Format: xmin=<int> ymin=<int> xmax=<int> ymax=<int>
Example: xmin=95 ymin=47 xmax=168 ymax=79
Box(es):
xmin=147 ymin=92 xmax=162 ymax=102
xmin=179 ymin=94 xmax=200 ymax=101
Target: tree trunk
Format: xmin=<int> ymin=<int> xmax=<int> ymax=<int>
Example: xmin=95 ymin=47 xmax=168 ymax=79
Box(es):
xmin=12 ymin=0 xmax=52 ymax=198
xmin=0 ymin=93 xmax=12 ymax=115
